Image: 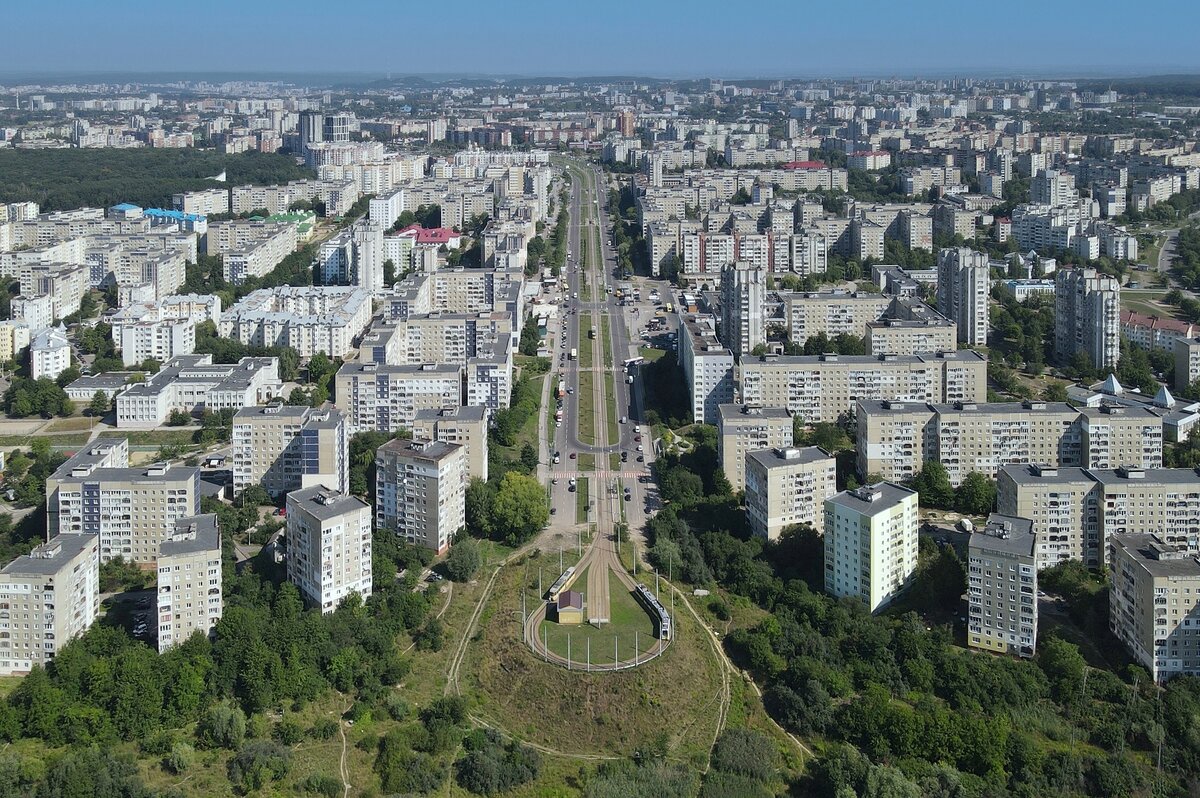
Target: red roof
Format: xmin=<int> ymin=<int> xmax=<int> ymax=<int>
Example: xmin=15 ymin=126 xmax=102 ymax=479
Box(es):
xmin=782 ymin=160 xmax=826 ymax=170
xmin=849 ymin=150 xmax=889 ymax=157
xmin=393 ymin=224 xmax=460 ymax=245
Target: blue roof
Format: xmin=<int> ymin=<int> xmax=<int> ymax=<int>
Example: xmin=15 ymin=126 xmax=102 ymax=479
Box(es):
xmin=112 ymin=203 xmax=140 ymax=211
xmin=145 ymin=208 xmax=205 ymax=223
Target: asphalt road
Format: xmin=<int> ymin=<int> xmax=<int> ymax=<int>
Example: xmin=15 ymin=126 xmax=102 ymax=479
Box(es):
xmin=543 ymin=161 xmax=675 ymax=544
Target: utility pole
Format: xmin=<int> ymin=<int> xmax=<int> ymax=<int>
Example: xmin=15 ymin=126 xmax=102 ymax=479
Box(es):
xmin=635 ymin=631 xmax=639 ymax=666
xmin=655 ymin=568 xmax=660 ymax=599
xmin=568 ymin=634 xmax=572 ymax=671
xmin=587 ymin=638 xmax=591 ymax=672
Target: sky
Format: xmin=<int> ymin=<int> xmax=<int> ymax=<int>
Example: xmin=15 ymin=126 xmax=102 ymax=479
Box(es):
xmin=7 ymin=0 xmax=1200 ymax=80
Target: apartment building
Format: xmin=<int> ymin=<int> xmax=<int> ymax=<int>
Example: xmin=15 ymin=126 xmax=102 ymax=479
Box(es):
xmin=1175 ymin=336 xmax=1200 ymax=393
xmin=156 ymin=514 xmax=222 ymax=652
xmin=864 ymin=299 xmax=958 ymax=356
xmin=205 ymin=220 xmax=298 ymax=285
xmin=412 ymin=405 xmax=489 ymax=482
xmin=231 ymin=403 xmax=349 ymax=497
xmin=739 ymin=350 xmax=988 ymax=425
xmin=719 ymin=261 xmax=766 ymax=356
xmin=375 ymin=439 xmax=466 ymax=555
xmin=967 ymin=514 xmax=1038 ymax=658
xmin=936 ymin=248 xmax=990 ymax=347
xmin=113 ymin=354 xmax=281 ymax=429
xmin=679 ymin=316 xmax=735 ymax=425
xmin=1110 ymin=534 xmax=1200 ymax=682
xmin=716 ymin=404 xmax=794 ymax=492
xmin=335 ymin=362 xmax=463 ymax=433
xmin=1078 ymin=404 xmax=1163 ymax=469
xmin=782 ymin=290 xmax=891 ymax=345
xmin=0 ymin=534 xmax=99 ymax=676
xmin=1055 ymin=267 xmax=1121 ymax=371
xmin=746 ymin=446 xmax=837 ymax=540
xmin=116 ymin=317 xmax=194 ymax=367
xmin=30 ymin=325 xmax=70 ymax=381
xmin=286 ymin=486 xmax=373 ymax=613
xmin=823 ymin=482 xmax=919 ymax=613
xmin=47 ymin=446 xmax=199 ymax=565
xmin=221 ymin=286 xmax=372 ymax=358
xmin=857 ymin=398 xmax=1085 ymax=485
xmin=172 ymin=188 xmax=229 ymax=216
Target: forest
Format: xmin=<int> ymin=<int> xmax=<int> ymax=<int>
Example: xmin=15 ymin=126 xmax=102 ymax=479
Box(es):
xmin=0 ymin=149 xmax=313 ymax=212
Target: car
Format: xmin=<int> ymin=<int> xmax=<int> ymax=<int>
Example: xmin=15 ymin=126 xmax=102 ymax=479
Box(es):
xmin=620 ymin=415 xmax=627 ymax=424
xmin=273 ymin=508 xmax=287 ymax=517
xmin=636 ymin=445 xmax=643 ymax=452
xmin=568 ymin=484 xmax=576 ymax=492
xmin=634 ymin=435 xmax=641 ymax=442
xmin=570 ymin=452 xmax=577 ymax=459
xmin=624 ymin=486 xmax=631 ymax=493
xmin=636 ymin=425 xmax=642 ymax=433
xmin=621 ymin=452 xmax=628 ymax=461
xmin=553 ymin=456 xmax=561 ymax=464
xmin=552 ymin=478 xmax=559 ymax=484
xmin=567 ymin=387 xmax=574 ymax=394
xmin=556 ymin=420 xmax=562 ymax=427
xmin=624 ymin=493 xmax=631 ymax=501
xmin=550 ymin=507 xmax=557 ymax=515
xmin=636 ymin=455 xmax=644 ymax=462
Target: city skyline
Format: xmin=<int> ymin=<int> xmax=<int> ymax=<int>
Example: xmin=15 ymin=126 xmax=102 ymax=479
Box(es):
xmin=7 ymin=0 xmax=1200 ymax=78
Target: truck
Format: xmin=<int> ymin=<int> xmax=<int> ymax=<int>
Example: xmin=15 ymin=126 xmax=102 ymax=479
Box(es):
xmin=556 ymin=379 xmax=566 ymax=399
xmin=569 ymin=348 xmax=577 ymax=360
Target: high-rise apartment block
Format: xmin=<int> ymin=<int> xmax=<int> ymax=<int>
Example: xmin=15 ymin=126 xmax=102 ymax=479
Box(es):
xmin=46 ymin=440 xmax=200 ymax=564
xmin=0 ymin=534 xmax=100 ymax=675
xmin=1110 ymin=534 xmax=1200 ymax=682
xmin=967 ymin=514 xmax=1038 ymax=658
xmin=375 ymin=439 xmax=466 ymax=555
xmin=936 ymin=248 xmax=990 ymax=347
xmin=286 ymin=486 xmax=372 ymax=613
xmin=679 ymin=316 xmax=735 ymax=425
xmin=156 ymin=514 xmax=222 ymax=652
xmin=1055 ymin=267 xmax=1121 ymax=371
xmin=231 ymin=403 xmax=349 ymax=497
xmin=998 ymin=464 xmax=1200 ymax=568
xmin=719 ymin=261 xmax=766 ymax=356
xmin=823 ymin=482 xmax=919 ymax=613
xmin=745 ymin=446 xmax=837 ymax=540
xmin=716 ymin=404 xmax=794 ymax=492
xmin=412 ymin=406 xmax=490 ymax=482
xmin=739 ymin=351 xmax=987 ymax=425
xmin=335 ymin=362 xmax=463 ymax=433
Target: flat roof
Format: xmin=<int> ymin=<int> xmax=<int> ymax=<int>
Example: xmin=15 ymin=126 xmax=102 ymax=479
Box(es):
xmin=1112 ymin=534 xmax=1200 ymax=578
xmin=717 ymin=404 xmax=792 ymax=423
xmin=378 ymin=437 xmax=461 ymax=463
xmin=287 ymin=485 xmax=369 ymax=521
xmin=1 ymin=534 xmax=95 ymax=577
xmin=825 ymin=481 xmax=916 ymax=514
xmin=160 ymin=514 xmax=220 ymax=557
xmin=746 ymin=446 xmax=832 ymax=470
xmin=970 ymin=514 xmax=1036 ymax=558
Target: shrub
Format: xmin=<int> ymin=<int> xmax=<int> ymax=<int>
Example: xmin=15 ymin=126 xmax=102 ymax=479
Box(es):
xmin=196 ymin=702 xmax=246 ymax=750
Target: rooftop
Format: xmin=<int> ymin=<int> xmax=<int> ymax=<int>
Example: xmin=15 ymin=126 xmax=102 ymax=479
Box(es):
xmin=160 ymin=514 xmax=221 ymax=558
xmin=287 ymin=485 xmax=369 ymax=521
xmin=825 ymin=481 xmax=916 ymax=514
xmin=1 ymin=534 xmax=95 ymax=577
xmin=970 ymin=514 xmax=1036 ymax=558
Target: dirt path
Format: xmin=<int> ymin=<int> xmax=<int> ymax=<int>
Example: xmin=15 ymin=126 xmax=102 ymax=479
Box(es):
xmin=338 ymin=699 xmax=351 ymax=798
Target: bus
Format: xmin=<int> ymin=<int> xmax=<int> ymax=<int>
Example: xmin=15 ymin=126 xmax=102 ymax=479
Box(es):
xmin=665 ymin=303 xmax=674 ymax=314
xmin=569 ymin=348 xmax=577 ymax=360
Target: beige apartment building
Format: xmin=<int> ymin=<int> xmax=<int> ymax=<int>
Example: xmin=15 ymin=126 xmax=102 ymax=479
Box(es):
xmin=0 ymin=534 xmax=99 ymax=675
xmin=967 ymin=514 xmax=1038 ymax=658
xmin=1175 ymin=336 xmax=1200 ymax=393
xmin=1078 ymin=404 xmax=1163 ymax=469
xmin=231 ymin=403 xmax=349 ymax=497
xmin=739 ymin=351 xmax=987 ymax=425
xmin=47 ymin=442 xmax=200 ymax=564
xmin=865 ymin=317 xmax=957 ymax=357
xmin=745 ymin=446 xmax=837 ymax=540
xmin=376 ymin=439 xmax=466 ymax=555
xmin=335 ymin=361 xmax=463 ymax=433
xmin=156 ymin=514 xmax=222 ymax=652
xmin=717 ymin=404 xmax=794 ymax=492
xmin=823 ymin=482 xmax=919 ymax=613
xmin=286 ymin=486 xmax=373 ymax=613
xmin=998 ymin=464 xmax=1200 ymax=568
xmin=782 ymin=290 xmax=891 ymax=345
xmin=1110 ymin=534 xmax=1200 ymax=682
xmin=412 ymin=405 xmax=490 ymax=482
xmin=856 ymin=399 xmax=1081 ymax=485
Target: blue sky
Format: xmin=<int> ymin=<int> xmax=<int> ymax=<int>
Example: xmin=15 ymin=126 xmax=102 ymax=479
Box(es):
xmin=7 ymin=0 xmax=1200 ymax=78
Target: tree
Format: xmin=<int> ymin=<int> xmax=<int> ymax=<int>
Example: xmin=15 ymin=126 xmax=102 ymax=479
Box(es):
xmin=444 ymin=538 xmax=481 ymax=582
xmin=955 ymin=472 xmax=997 ymax=516
xmin=909 ymin=460 xmax=953 ymax=509
xmin=196 ymin=701 xmax=246 ymax=750
xmin=490 ymin=472 xmax=549 ymax=545
xmin=166 ymin=408 xmax=192 ymax=426
xmin=89 ymin=390 xmax=109 ymax=418
xmin=383 ymin=258 xmax=396 ymax=286
xmin=1042 ymin=382 xmax=1069 ymax=402
xmin=519 ymin=443 xmax=539 ymax=473
xmin=306 ymin=352 xmax=335 ymax=386
xmin=466 ymin=478 xmax=496 ymax=538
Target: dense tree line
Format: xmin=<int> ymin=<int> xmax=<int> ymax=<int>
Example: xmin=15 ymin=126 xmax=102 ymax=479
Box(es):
xmin=634 ymin=400 xmax=1200 ymax=797
xmin=0 ymin=149 xmax=312 ymax=212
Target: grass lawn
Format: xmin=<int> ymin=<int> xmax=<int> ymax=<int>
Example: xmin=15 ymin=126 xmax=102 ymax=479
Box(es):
xmin=493 ymin=374 xmax=547 ymax=463
xmin=579 ymin=313 xmax=595 ymax=370
xmin=97 ymin=430 xmax=198 ymax=447
xmin=639 ymin=346 xmax=666 ymax=363
xmin=575 ymin=477 xmax=590 ymax=524
xmin=601 ymin=314 xmax=613 ymax=368
xmin=462 ymin=552 xmax=726 ymax=761
xmin=578 ymin=370 xmax=596 ymax=446
xmin=44 ymin=416 xmax=98 ymax=432
xmin=604 ymin=372 xmax=618 ymax=445
xmin=1121 ymin=290 xmax=1178 ymax=319
xmin=577 ymin=452 xmax=595 ymax=471
xmin=609 ymin=453 xmax=621 ymax=471
xmin=0 ymin=433 xmax=93 ymax=448
xmin=538 ymin=570 xmax=659 ymax=666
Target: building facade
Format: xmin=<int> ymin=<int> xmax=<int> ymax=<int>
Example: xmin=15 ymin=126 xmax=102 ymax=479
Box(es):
xmin=967 ymin=514 xmax=1038 ymax=658
xmin=375 ymin=439 xmax=466 ymax=554
xmin=745 ymin=446 xmax=837 ymax=540
xmin=156 ymin=514 xmax=222 ymax=652
xmin=823 ymin=482 xmax=919 ymax=613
